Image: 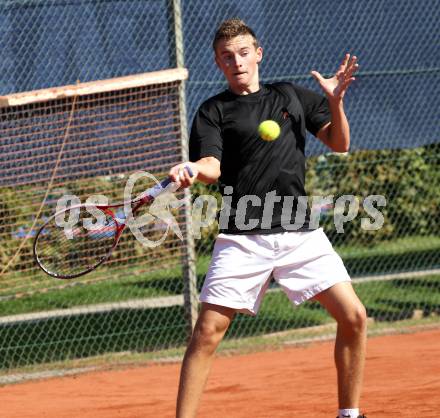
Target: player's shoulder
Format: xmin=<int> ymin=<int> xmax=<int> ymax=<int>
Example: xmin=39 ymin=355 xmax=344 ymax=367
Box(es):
xmin=267 ymin=81 xmax=314 ymax=96
xmin=267 ymin=81 xmax=294 ymax=89
xmin=264 ymin=82 xmax=304 ymax=106
xmin=270 ymin=82 xmax=325 ymax=110
xmin=265 ymin=81 xmax=300 ymax=98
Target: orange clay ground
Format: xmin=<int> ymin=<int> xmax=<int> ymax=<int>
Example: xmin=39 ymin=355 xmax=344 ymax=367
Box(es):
xmin=1 ymin=328 xmax=439 ymax=418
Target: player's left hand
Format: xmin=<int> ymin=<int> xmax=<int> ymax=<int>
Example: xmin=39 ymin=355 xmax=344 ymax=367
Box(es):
xmin=310 ymin=54 xmax=359 ymax=101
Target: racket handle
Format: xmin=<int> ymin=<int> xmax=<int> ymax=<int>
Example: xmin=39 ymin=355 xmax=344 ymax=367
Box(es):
xmin=158 ymin=177 xmax=172 ymax=189
xmin=148 ymin=165 xmax=194 ymax=199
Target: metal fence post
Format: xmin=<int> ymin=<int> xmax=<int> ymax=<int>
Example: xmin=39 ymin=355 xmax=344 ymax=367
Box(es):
xmin=171 ymin=0 xmax=199 ymax=337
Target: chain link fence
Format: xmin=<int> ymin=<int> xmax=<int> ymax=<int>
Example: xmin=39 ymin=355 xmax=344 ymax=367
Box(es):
xmin=0 ymin=0 xmax=439 ymax=376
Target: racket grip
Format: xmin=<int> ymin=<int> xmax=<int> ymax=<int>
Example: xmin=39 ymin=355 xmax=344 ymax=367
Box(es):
xmin=185 ymin=165 xmax=194 ymax=178
xmin=150 ymin=166 xmax=194 ymax=198
xmin=160 ymin=165 xmax=194 ymax=187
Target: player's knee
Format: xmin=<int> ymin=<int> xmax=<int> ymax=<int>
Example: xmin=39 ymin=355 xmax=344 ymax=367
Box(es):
xmin=339 ymin=303 xmax=367 ymax=335
xmin=192 ymin=319 xmax=226 ymax=352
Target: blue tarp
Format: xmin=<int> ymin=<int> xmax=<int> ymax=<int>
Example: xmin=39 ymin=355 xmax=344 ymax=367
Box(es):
xmin=0 ymin=0 xmax=438 ymax=163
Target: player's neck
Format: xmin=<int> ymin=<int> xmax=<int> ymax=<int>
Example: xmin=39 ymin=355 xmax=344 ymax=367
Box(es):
xmin=228 ymin=80 xmax=260 ymax=96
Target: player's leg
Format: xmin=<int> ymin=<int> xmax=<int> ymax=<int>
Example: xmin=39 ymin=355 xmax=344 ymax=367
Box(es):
xmin=272 ymin=228 xmax=366 ymax=417
xmin=313 ymin=281 xmax=367 ymax=411
xmin=176 ymin=233 xmax=273 ymax=417
xmin=176 ymin=302 xmax=235 ymax=418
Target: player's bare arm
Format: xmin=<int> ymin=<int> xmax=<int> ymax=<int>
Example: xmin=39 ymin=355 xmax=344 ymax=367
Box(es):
xmin=312 ymin=54 xmax=359 ymax=153
xmin=169 ymin=156 xmax=221 ymax=188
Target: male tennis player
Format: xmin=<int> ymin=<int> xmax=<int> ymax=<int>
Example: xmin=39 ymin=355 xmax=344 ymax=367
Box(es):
xmin=169 ymin=18 xmax=367 ymax=418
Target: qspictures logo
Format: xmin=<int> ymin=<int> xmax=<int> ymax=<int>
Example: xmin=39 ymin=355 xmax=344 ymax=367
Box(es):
xmin=54 ymin=170 xmax=387 ymax=248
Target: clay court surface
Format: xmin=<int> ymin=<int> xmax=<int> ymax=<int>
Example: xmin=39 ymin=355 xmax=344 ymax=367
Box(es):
xmin=1 ymin=328 xmax=439 ymax=417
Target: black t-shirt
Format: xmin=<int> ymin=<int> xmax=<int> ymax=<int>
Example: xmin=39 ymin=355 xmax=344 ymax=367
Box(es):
xmin=189 ymin=82 xmax=331 ymax=234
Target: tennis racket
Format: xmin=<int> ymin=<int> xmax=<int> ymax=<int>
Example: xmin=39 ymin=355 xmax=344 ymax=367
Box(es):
xmin=33 ymin=167 xmax=193 ymax=279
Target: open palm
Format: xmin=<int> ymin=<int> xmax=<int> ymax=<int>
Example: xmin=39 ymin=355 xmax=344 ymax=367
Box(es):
xmin=311 ymin=54 xmax=359 ymax=100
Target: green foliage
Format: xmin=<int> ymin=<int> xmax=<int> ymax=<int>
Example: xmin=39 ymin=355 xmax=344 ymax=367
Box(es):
xmin=0 ymin=186 xmax=35 ymax=270
xmin=306 ymin=143 xmax=440 ymax=247
xmin=3 ymin=145 xmax=437 ymax=272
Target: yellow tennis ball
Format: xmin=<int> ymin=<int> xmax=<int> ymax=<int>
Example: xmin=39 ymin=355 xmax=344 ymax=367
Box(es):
xmin=258 ymin=120 xmax=281 ymax=141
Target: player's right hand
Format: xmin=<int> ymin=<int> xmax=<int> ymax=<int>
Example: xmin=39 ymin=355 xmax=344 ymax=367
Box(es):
xmin=168 ymin=162 xmax=198 ymax=189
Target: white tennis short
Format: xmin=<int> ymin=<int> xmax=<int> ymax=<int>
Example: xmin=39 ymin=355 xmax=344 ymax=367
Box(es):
xmin=200 ymin=228 xmax=351 ymax=315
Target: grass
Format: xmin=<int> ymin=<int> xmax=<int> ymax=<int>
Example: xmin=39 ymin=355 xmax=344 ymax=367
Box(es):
xmin=337 ymin=235 xmax=440 ymax=276
xmin=0 ymin=274 xmax=439 ymax=369
xmin=337 ymin=235 xmax=440 ymax=257
xmin=2 ymin=235 xmax=439 ymax=318
xmin=0 ymin=235 xmax=439 ymax=370
xmin=0 ymin=265 xmax=181 ymax=316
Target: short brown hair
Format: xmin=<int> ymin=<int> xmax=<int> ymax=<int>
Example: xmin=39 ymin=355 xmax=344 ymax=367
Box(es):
xmin=212 ymin=18 xmax=259 ymax=52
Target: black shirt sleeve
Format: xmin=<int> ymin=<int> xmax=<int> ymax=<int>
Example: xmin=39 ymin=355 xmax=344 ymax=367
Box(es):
xmin=189 ymin=102 xmax=223 ymax=162
xmin=291 ymin=84 xmax=331 ymax=136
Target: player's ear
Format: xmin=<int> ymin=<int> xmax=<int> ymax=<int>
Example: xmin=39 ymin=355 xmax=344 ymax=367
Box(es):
xmin=256 ymin=47 xmax=263 ymax=63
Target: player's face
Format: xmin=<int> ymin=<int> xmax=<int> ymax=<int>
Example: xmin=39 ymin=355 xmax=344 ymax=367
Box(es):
xmin=215 ymin=34 xmax=263 ymax=95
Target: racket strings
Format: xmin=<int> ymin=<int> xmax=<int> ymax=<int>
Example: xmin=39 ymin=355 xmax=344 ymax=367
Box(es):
xmin=35 ymin=207 xmax=118 ymax=277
